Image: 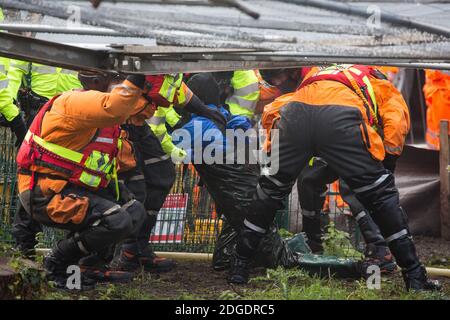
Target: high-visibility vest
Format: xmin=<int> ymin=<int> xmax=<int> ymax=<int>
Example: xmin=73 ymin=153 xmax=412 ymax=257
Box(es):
xmin=17 ymin=95 xmax=121 ymax=193
xmin=145 ymin=73 xmax=187 ymax=161
xmin=146 ymin=73 xmax=184 ymax=107
xmin=0 ymin=57 xmax=20 ymax=121
xmin=299 ymin=64 xmax=381 ymax=130
xmin=147 ymin=105 xmax=186 ymax=161
xmin=8 ymin=60 xmax=81 ymax=100
xmin=226 ymin=70 xmax=260 ymax=119
xmin=423 ymin=69 xmax=450 ymax=150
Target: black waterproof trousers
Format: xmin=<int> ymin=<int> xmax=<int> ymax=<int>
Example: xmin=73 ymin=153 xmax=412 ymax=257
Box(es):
xmin=119 ymin=124 xmax=176 ymax=252
xmin=240 ymin=102 xmax=417 ymax=273
xmin=18 ymin=182 xmax=145 ymax=260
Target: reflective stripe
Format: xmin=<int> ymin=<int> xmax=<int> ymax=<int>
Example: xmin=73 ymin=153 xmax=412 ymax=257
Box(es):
xmin=32 ymin=65 xmax=57 ymax=74
xmin=91 ymin=219 xmax=101 ymax=227
xmin=95 ymin=137 xmax=114 ymax=144
xmin=160 ymin=74 xmax=182 ymax=101
xmin=129 ymin=174 xmax=145 ymax=181
xmin=147 ymin=116 xmax=166 ymax=126
xmin=385 ymin=229 xmax=408 ymax=243
xmin=157 ymin=134 xmax=164 ymax=142
xmin=60 ymin=69 xmax=78 ymax=76
xmin=147 ymin=210 xmax=159 ymax=217
xmin=10 ymin=63 xmax=28 ymax=72
xmin=122 ymin=199 xmax=136 ymax=211
xmin=353 ymin=174 xmax=389 ymax=193
xmin=226 ymin=96 xmax=257 ymax=111
xmin=301 ymin=209 xmax=317 ymax=217
xmin=385 ymin=145 xmax=403 ymax=154
xmin=77 ymin=240 xmax=89 ymax=254
xmin=264 ymin=174 xmax=285 ymax=188
xmin=103 ymin=204 xmax=121 ymax=216
xmin=362 ymin=75 xmax=378 ymax=115
xmin=165 ymin=83 xmax=175 ymax=101
xmin=354 ymin=211 xmax=367 ymax=222
xmin=0 ymin=79 xmax=9 ymax=89
xmin=0 ymin=64 xmax=5 ymax=74
xmin=32 ymin=133 xmax=84 ymax=163
xmin=114 ymin=83 xmax=138 ymax=96
xmin=244 ymin=219 xmax=266 ymax=234
xmin=349 ymin=67 xmax=362 ymax=75
xmin=234 ymin=82 xmax=259 ymax=96
xmin=256 ymin=184 xmax=270 ymax=201
xmin=144 ymin=154 xmax=170 ymax=165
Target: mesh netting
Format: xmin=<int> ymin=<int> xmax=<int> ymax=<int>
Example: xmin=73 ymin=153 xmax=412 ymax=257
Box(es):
xmin=0 ymin=127 xmax=361 ymax=255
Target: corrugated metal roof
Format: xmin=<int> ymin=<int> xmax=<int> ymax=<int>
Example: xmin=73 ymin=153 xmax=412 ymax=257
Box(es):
xmin=0 ymin=0 xmax=449 ymax=71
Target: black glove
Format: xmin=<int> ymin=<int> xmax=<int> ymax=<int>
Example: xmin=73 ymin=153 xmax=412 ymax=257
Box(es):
xmin=382 ymin=153 xmax=399 ymax=173
xmin=184 ymin=94 xmax=227 ymax=132
xmin=126 ymin=74 xmax=146 ymax=90
xmin=8 ymin=115 xmax=27 ymax=147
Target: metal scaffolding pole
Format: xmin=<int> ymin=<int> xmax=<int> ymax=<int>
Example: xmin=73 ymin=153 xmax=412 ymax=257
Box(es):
xmin=0 ymin=23 xmax=136 ymax=37
xmin=0 ymin=32 xmax=449 ymax=74
xmin=280 ymin=0 xmax=450 ymax=38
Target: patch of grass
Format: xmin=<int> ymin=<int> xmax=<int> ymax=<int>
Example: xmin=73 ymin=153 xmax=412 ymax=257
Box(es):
xmin=237 ymin=267 xmax=447 ymax=300
xmin=278 ymin=228 xmax=294 ymax=239
xmin=427 ymin=255 xmax=450 ymax=268
xmin=176 ymin=292 xmax=203 ymax=300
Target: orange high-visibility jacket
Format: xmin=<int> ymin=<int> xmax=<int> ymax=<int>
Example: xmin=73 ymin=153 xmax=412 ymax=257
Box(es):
xmin=18 ymin=80 xmax=143 ymax=197
xmin=262 ymin=66 xmax=410 ymax=160
xmin=423 ymin=70 xmax=450 ymax=150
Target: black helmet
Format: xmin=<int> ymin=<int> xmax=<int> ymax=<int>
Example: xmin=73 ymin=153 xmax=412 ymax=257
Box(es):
xmin=259 ymin=68 xmax=289 ymax=85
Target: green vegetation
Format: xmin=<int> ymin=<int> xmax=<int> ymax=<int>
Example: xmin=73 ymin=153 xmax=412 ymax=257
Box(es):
xmin=1 ymin=234 xmax=447 ymax=300
xmin=0 ymin=243 xmax=47 ymax=299
xmin=322 ymin=222 xmax=364 ymax=259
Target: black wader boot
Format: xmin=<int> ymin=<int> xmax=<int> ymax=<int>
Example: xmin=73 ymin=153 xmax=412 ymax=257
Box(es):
xmin=355 ymin=211 xmax=397 ymax=275
xmin=302 ymin=212 xmax=329 ymax=253
xmin=389 ymin=237 xmax=441 ymax=291
xmin=228 ymin=227 xmax=264 ymax=284
xmin=44 ymin=238 xmax=95 ymax=291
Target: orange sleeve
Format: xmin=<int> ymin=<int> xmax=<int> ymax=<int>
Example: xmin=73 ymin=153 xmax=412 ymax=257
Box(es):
xmin=372 ymin=77 xmax=410 ymax=155
xmin=54 ymin=79 xmax=142 ymax=129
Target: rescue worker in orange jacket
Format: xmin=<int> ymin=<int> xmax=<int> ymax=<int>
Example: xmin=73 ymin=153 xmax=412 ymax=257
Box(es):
xmin=297 ymin=67 xmax=410 ymax=274
xmin=16 ymin=72 xmax=148 ymax=289
xmin=112 ymin=74 xmax=226 ymax=273
xmin=229 ymin=64 xmax=441 ymax=292
xmin=423 ymin=69 xmax=450 ymax=150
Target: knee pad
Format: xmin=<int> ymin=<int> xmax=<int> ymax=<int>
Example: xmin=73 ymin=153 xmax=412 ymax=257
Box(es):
xmin=123 ymin=199 xmax=146 ymax=234
xmin=77 ymin=206 xmax=134 ymax=253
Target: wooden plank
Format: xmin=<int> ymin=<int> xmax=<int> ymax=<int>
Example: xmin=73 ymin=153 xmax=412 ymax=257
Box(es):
xmin=439 ymin=120 xmax=450 ymax=240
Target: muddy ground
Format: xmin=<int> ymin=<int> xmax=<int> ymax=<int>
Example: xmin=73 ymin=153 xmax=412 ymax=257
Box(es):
xmin=2 ymin=235 xmax=449 ymax=300
xmin=55 ymin=235 xmax=450 ymax=300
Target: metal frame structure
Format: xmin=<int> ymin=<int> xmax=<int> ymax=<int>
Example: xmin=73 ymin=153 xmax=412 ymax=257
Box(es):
xmin=1 ymin=32 xmax=449 ymax=74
